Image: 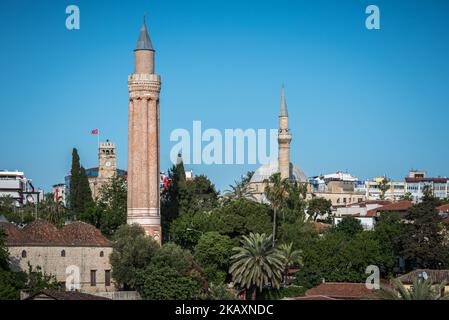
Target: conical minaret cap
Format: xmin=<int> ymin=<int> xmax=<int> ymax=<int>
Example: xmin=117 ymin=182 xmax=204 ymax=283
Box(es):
xmin=280 ymin=85 xmax=288 ymax=117
xmin=135 ymin=16 xmax=154 ymax=51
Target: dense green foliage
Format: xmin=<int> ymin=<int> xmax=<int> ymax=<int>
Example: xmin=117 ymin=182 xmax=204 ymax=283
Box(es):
xmin=334 ymin=216 xmax=364 ymax=237
xmin=136 ymin=243 xmax=205 ymax=300
xmin=400 ymin=201 xmax=449 ymax=270
xmin=170 ymin=198 xmax=272 ymax=249
xmin=307 ymin=197 xmax=332 ymax=222
xmin=69 ymin=148 xmax=93 ymax=218
xmin=194 ymin=232 xmax=234 ymax=284
xmin=80 ymin=176 xmax=127 ymax=237
xmin=109 ymin=224 xmax=159 ymax=290
xmin=230 ymin=233 xmax=285 ymax=299
xmin=296 ymin=230 xmax=394 ymax=287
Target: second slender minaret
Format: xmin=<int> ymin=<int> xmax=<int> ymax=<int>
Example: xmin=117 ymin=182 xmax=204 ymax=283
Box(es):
xmin=127 ymin=17 xmax=162 ymax=243
xmin=278 ymin=86 xmax=292 ymax=180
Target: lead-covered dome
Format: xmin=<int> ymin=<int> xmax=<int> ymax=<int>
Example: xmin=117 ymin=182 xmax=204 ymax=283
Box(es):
xmin=250 ymin=160 xmax=307 ymax=184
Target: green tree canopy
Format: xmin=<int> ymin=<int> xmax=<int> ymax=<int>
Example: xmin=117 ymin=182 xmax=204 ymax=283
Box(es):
xmin=80 ymin=176 xmax=127 ymax=238
xmin=136 ymin=243 xmax=205 ymax=300
xmin=264 ymin=173 xmax=290 ymax=246
xmin=194 ymin=232 xmax=234 ymax=284
xmin=297 ymin=231 xmax=393 ymax=287
xmin=401 ymin=201 xmax=449 ymax=270
xmin=69 ymin=148 xmax=93 ymax=218
xmin=208 ymin=198 xmax=272 ymax=239
xmin=0 ymin=229 xmax=9 ymax=270
xmin=307 ymin=197 xmax=332 ymax=222
xmin=334 ymin=216 xmax=364 ymax=237
xmin=109 ymin=224 xmax=159 ymax=290
xmin=378 ymin=177 xmax=390 ymax=200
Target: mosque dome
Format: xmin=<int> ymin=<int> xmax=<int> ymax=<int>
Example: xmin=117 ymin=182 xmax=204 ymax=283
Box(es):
xmin=249 ymin=160 xmax=307 ymax=184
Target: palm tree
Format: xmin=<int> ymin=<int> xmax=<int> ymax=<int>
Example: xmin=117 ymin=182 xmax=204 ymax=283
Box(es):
xmin=264 ymin=173 xmax=290 ymax=247
xmin=229 ymin=233 xmax=285 ymax=300
xmin=378 ymin=277 xmax=448 ymax=300
xmin=278 ymin=243 xmax=303 ymax=284
xmin=378 ymin=176 xmax=390 ymax=200
xmin=224 ymin=172 xmax=256 ymax=201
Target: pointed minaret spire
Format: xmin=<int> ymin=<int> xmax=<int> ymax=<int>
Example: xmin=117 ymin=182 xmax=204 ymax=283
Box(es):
xmin=280 ymin=84 xmax=288 ymax=117
xmin=278 ymin=84 xmax=292 ymax=180
xmin=135 ymin=15 xmax=154 ymax=51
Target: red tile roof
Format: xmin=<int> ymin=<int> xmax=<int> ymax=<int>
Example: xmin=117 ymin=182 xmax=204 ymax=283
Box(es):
xmin=305 ymin=283 xmax=374 ymax=299
xmin=405 ymin=177 xmax=448 ymax=183
xmin=0 ymin=220 xmax=111 ymax=247
xmin=436 ymin=204 xmax=449 ymax=213
xmin=398 ymin=269 xmax=449 ymax=285
xmin=377 ymin=200 xmax=413 ymax=212
xmin=314 ymin=222 xmax=332 ymax=232
xmin=292 ymin=295 xmax=339 ymax=300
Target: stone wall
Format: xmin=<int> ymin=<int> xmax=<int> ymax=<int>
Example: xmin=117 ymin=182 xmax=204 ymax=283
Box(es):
xmin=8 ymin=245 xmax=115 ymax=294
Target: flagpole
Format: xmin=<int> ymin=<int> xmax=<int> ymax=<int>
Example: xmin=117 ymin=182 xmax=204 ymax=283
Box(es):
xmin=98 ymin=130 xmax=100 ymax=149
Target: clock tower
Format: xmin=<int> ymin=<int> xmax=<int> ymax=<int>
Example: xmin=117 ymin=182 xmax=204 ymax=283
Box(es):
xmin=98 ymin=140 xmax=117 ymax=180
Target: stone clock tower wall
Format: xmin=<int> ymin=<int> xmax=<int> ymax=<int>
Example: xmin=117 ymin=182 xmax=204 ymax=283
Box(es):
xmin=98 ymin=141 xmax=117 ymax=180
xmin=88 ymin=141 xmax=118 ymax=199
xmin=127 ymin=18 xmax=162 ymax=243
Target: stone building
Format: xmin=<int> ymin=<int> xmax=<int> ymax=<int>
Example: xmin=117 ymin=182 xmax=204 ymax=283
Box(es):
xmin=0 ymin=219 xmax=115 ymax=294
xmin=405 ymin=170 xmax=449 ymax=203
xmin=248 ymin=87 xmax=307 ymax=202
xmin=64 ymin=141 xmax=127 ymax=200
xmin=127 ymin=17 xmax=162 ymax=242
xmin=308 ymin=172 xmax=366 ymax=208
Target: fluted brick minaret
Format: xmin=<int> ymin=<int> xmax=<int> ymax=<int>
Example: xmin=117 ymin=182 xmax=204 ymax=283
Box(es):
xmin=127 ymin=16 xmax=161 ymax=243
xmin=278 ymin=86 xmax=292 ymax=180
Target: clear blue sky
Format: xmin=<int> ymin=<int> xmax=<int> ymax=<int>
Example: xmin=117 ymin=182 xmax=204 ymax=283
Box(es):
xmin=1 ymin=0 xmax=448 ymax=193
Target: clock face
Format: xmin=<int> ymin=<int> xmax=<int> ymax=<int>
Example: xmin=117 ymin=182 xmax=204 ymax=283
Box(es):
xmin=105 ymin=161 xmax=111 ymax=167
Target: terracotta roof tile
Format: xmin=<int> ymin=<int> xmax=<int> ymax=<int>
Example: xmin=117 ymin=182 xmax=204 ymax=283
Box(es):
xmin=437 ymin=204 xmax=449 ymax=213
xmin=377 ymin=201 xmax=413 ymax=212
xmin=314 ymin=222 xmax=332 ymax=232
xmin=0 ymin=220 xmax=111 ymax=247
xmin=305 ymin=283 xmax=374 ymax=299
xmin=405 ymin=177 xmax=448 ymax=183
xmin=398 ymin=269 xmax=449 ymax=284
xmin=292 ymin=295 xmax=339 ymax=300
xmin=62 ymin=221 xmax=111 ymax=247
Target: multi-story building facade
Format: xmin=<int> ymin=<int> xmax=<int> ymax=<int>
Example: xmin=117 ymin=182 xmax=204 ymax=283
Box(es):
xmin=365 ymin=177 xmax=406 ymax=201
xmin=308 ymin=172 xmax=365 ymax=208
xmin=0 ymin=170 xmax=43 ymax=206
xmin=405 ymin=170 xmax=448 ymax=203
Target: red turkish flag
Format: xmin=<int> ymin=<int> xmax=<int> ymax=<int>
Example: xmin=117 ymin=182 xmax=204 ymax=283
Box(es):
xmin=91 ymin=129 xmax=99 ymax=135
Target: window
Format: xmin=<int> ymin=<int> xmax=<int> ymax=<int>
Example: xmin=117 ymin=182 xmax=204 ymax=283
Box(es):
xmin=61 ymin=250 xmax=66 ymax=257
xmin=21 ymin=250 xmax=27 ymax=258
xmin=105 ymin=270 xmax=111 ymax=287
xmin=90 ymin=270 xmax=97 ymax=286
xmin=100 ymin=251 xmax=104 ymax=257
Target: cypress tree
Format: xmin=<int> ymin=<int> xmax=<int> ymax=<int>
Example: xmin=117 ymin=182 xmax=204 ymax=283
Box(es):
xmin=78 ymin=166 xmax=93 ymax=213
xmin=69 ymin=148 xmax=81 ymax=212
xmin=174 ymin=153 xmax=187 ymax=191
xmin=69 ymin=148 xmax=93 ymax=218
